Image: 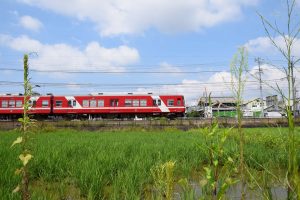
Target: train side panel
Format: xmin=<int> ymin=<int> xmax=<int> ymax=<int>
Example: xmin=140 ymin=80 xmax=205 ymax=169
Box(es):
xmin=0 ymin=94 xmax=185 ymax=118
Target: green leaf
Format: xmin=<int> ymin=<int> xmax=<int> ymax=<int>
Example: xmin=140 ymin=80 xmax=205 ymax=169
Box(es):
xmin=14 ymin=168 xmax=23 ymax=175
xmin=227 ymin=157 xmax=234 ymax=163
xmin=178 ymin=178 xmax=189 ymax=190
xmin=11 ymin=137 xmax=23 ymax=148
xmin=217 ymin=183 xmax=230 ymax=200
xmin=204 ymin=167 xmax=211 ymax=174
xmin=19 ymin=154 xmax=33 ymax=166
xmin=213 ymin=160 xmax=218 ymax=166
xmin=221 ymin=136 xmax=226 ymax=143
xmin=12 ymin=185 xmax=20 ymax=193
xmin=204 ymin=167 xmax=212 ymax=180
xmin=208 ymin=124 xmax=219 ymax=136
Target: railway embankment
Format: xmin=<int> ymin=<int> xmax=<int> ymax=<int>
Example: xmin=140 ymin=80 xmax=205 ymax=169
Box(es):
xmin=1 ymin=117 xmax=299 ymax=131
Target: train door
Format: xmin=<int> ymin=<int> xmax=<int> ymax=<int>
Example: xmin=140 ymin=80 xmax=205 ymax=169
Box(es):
xmin=152 ymin=96 xmax=169 ymax=113
xmin=110 ymin=99 xmax=119 ymax=107
xmin=109 ymin=99 xmax=119 ymax=118
xmin=153 ymin=99 xmax=161 ymax=106
xmin=49 ymin=95 xmax=54 ymax=115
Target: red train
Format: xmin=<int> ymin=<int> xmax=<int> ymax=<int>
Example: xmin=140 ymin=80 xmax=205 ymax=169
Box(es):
xmin=0 ymin=93 xmax=185 ymax=119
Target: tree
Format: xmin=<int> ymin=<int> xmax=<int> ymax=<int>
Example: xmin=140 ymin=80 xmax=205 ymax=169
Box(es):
xmin=258 ymin=0 xmax=300 ymax=198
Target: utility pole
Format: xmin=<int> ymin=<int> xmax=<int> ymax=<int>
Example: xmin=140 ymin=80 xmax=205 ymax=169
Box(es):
xmin=255 ymin=57 xmax=264 ymax=118
xmin=204 ymin=87 xmax=208 ymax=118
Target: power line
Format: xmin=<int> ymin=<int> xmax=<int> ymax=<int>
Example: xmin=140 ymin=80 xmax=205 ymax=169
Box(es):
xmin=0 ymin=67 xmax=260 ymax=74
xmin=0 ymin=87 xmax=289 ymax=93
xmin=1 ymin=64 xmax=297 ymax=74
xmin=0 ymin=61 xmax=230 ymax=67
xmin=0 ymin=78 xmax=287 ymax=87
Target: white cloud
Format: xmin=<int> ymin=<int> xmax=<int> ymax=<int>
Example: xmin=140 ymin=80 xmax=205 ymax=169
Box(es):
xmin=19 ymin=15 xmax=43 ymax=32
xmin=135 ymin=64 xmax=298 ymax=105
xmin=248 ymin=64 xmax=286 ymax=81
xmin=207 ymin=71 xmax=232 ymax=84
xmin=0 ymin=34 xmax=140 ymax=72
xmin=20 ymin=0 xmax=258 ymax=36
xmin=245 ymin=36 xmax=300 ymax=58
xmin=136 ymin=71 xmax=235 ymax=106
xmin=0 ymin=34 xmax=43 ymax=52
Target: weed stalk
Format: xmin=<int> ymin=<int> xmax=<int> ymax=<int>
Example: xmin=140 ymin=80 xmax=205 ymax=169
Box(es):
xmin=230 ymin=47 xmax=248 ymax=200
xmin=11 ymin=54 xmax=34 ymax=200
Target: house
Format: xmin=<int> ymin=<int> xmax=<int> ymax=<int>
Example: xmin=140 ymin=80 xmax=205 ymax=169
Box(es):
xmin=198 ymin=96 xmax=237 ymax=117
xmin=243 ymin=98 xmax=265 ymax=112
xmin=264 ymin=95 xmax=286 ymax=117
xmin=266 ymin=95 xmax=279 ymax=109
xmin=242 ymin=98 xmax=266 ymax=117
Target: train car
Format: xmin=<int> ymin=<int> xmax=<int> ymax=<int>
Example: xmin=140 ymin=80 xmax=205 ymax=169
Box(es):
xmin=0 ymin=93 xmax=185 ymax=119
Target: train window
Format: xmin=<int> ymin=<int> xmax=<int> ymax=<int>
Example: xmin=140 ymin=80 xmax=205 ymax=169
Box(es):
xmin=42 ymin=100 xmax=49 ymax=107
xmin=90 ymin=100 xmax=96 ymax=107
xmin=56 ymin=100 xmax=62 ymax=107
xmin=32 ymin=100 xmax=36 ymax=107
xmin=158 ymin=99 xmax=161 ymax=106
xmin=68 ymin=100 xmax=72 ymax=107
xmin=73 ymin=100 xmax=76 ymax=106
xmin=16 ymin=100 xmax=22 ymax=107
xmin=97 ymin=100 xmax=104 ymax=107
xmin=167 ymin=99 xmax=174 ymax=106
xmin=153 ymin=100 xmax=157 ymax=106
xmin=177 ymin=99 xmax=181 ymax=106
xmin=125 ymin=99 xmax=132 ymax=106
xmin=9 ymin=100 xmax=15 ymax=107
xmin=1 ymin=100 xmax=8 ymax=108
xmin=140 ymin=100 xmax=147 ymax=107
xmin=82 ymin=100 xmax=89 ymax=107
xmin=132 ymin=100 xmax=139 ymax=107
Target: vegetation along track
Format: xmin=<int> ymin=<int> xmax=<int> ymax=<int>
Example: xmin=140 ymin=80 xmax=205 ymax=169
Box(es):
xmin=1 ymin=118 xmax=300 ymax=131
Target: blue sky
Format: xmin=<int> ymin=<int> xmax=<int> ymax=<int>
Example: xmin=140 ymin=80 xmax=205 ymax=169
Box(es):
xmin=0 ymin=0 xmax=299 ymax=105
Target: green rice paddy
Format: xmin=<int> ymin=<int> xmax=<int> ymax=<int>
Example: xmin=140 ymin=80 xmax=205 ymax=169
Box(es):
xmin=0 ymin=127 xmax=299 ymax=199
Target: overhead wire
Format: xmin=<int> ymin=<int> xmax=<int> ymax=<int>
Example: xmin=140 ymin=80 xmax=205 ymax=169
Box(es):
xmin=0 ymin=78 xmax=287 ymax=87
xmin=0 ymin=67 xmax=259 ymax=74
xmin=0 ymin=59 xmax=293 ymax=98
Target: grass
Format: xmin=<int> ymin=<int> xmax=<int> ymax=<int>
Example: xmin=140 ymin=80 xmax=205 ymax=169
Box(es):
xmin=0 ymin=127 xmax=299 ymax=199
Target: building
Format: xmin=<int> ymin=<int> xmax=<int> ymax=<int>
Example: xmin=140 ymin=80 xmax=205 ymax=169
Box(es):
xmin=266 ymin=95 xmax=279 ymax=109
xmin=264 ymin=95 xmax=286 ymax=117
xmin=198 ymin=96 xmax=237 ymax=117
xmin=242 ymin=98 xmax=266 ymax=117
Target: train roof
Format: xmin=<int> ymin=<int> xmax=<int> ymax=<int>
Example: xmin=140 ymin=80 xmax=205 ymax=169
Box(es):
xmin=0 ymin=92 xmax=184 ymax=97
xmin=88 ymin=92 xmax=184 ymax=96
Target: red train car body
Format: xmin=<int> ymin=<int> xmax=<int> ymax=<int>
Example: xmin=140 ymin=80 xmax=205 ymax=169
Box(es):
xmin=0 ymin=93 xmax=185 ymax=119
